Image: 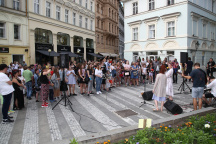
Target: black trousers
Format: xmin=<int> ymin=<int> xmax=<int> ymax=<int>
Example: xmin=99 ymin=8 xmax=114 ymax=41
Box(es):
xmin=173 ymin=71 xmax=178 ymax=83
xmin=207 ymin=68 xmax=214 ymax=77
xmin=2 ymin=93 xmax=12 ymax=119
xmin=185 ymin=69 xmax=192 ymax=82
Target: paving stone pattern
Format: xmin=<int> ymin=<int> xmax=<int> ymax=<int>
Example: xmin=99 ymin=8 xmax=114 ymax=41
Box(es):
xmin=0 ymin=80 xmax=196 ymax=144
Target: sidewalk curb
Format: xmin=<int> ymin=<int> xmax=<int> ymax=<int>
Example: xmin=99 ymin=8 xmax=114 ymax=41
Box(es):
xmin=74 ymin=107 xmax=216 ymax=144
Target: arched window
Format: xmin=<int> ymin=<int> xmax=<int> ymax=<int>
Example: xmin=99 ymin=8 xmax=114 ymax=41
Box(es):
xmin=97 ymin=4 xmax=99 ymax=12
xmin=112 ymin=10 xmax=113 ymax=19
xmin=109 ymin=8 xmax=111 ymax=17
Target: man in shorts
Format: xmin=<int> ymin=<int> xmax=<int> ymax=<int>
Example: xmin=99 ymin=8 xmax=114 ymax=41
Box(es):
xmin=182 ymin=63 xmax=206 ymax=110
xmin=202 ymin=76 xmax=216 ymax=107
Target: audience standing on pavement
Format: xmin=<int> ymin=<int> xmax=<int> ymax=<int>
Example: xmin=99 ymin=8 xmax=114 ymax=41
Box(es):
xmin=172 ymin=59 xmax=179 ymax=84
xmin=23 ymin=66 xmax=33 ymax=100
xmin=182 ymin=63 xmax=207 ymax=110
xmin=34 ymin=68 xmax=40 ymax=102
xmin=206 ymin=58 xmax=215 ymax=77
xmin=95 ymin=63 xmax=103 ymax=95
xmin=0 ymin=64 xmax=15 ymax=123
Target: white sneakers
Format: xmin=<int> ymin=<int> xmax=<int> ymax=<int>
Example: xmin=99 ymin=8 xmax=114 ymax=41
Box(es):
xmin=97 ymin=91 xmax=102 ymax=94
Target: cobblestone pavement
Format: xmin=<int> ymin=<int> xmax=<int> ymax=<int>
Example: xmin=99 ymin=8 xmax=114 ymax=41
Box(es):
xmin=0 ymin=78 xmax=197 ymax=144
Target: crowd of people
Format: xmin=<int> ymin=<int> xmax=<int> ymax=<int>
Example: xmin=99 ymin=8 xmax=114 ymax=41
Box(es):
xmin=0 ymin=57 xmax=216 ymax=123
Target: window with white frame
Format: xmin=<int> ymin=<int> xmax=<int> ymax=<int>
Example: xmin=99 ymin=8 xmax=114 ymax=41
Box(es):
xmin=46 ymin=2 xmax=51 ymax=17
xmin=0 ymin=22 xmax=5 ymax=38
xmin=167 ymin=0 xmax=174 ymax=6
xmin=149 ymin=25 xmax=155 ymax=39
xmin=14 ymin=24 xmax=20 ymax=40
xmin=167 ymin=21 xmax=175 ymax=36
xmin=79 ymin=0 xmax=82 ymax=5
xmin=85 ymin=0 xmax=88 ymax=9
xmin=133 ymin=2 xmax=138 ymax=15
xmin=34 ymin=0 xmax=40 ymax=14
xmin=132 ymin=27 xmax=138 ymax=41
xmin=211 ymin=24 xmax=215 ymax=40
xmin=13 ymin=0 xmax=19 ymax=10
xmin=56 ymin=6 xmax=61 ymax=20
xmin=79 ymin=15 xmax=82 ymax=27
xmin=85 ymin=18 xmax=88 ymax=29
xmin=73 ymin=13 xmax=76 ymax=25
xmin=90 ymin=1 xmax=93 ymax=11
xmin=0 ymin=0 xmax=4 ymax=6
xmin=203 ymin=24 xmax=207 ymax=38
xmin=101 ymin=36 xmax=103 ymax=44
xmin=192 ymin=20 xmax=198 ymax=36
xmin=149 ymin=0 xmax=155 ymax=10
xmin=65 ymin=9 xmax=69 ymax=23
xmin=90 ymin=20 xmax=93 ymax=30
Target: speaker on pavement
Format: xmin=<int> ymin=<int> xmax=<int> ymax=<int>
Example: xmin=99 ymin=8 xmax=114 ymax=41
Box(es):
xmin=142 ymin=91 xmax=153 ymax=101
xmin=180 ymin=52 xmax=188 ymax=64
xmin=60 ymin=53 xmax=69 ymax=68
xmin=164 ymin=100 xmax=183 ymax=114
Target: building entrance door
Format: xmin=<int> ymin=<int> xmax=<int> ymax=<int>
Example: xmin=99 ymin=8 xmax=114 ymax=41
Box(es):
xmin=12 ymin=55 xmax=24 ymax=64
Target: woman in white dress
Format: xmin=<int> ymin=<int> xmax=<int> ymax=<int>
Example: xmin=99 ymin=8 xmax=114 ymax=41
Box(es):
xmin=66 ymin=66 xmax=77 ymax=96
xmin=166 ymin=63 xmax=174 ymax=101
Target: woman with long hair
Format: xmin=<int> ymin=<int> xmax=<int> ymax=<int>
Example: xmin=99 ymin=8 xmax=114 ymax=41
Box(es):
xmin=51 ymin=67 xmax=61 ymax=100
xmin=152 ymin=65 xmax=167 ymax=112
xmin=124 ymin=60 xmax=131 ymax=87
xmin=95 ymin=63 xmax=103 ymax=94
xmin=166 ymin=63 xmax=174 ymax=101
xmin=40 ymin=67 xmax=51 ymax=107
xmin=12 ymin=70 xmax=25 ymax=110
xmin=110 ymin=62 xmax=116 ymax=87
xmin=87 ymin=63 xmax=94 ymax=96
xmin=66 ymin=66 xmax=77 ymax=96
xmin=78 ymin=64 xmax=86 ymax=95
xmin=131 ymin=62 xmax=139 ymax=86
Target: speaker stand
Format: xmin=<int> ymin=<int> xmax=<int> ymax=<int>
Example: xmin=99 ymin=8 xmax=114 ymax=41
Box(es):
xmin=139 ymin=80 xmax=154 ymax=108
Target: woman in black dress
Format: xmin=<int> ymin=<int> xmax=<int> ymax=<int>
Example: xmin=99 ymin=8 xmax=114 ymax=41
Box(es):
xmin=12 ymin=71 xmax=26 ymax=110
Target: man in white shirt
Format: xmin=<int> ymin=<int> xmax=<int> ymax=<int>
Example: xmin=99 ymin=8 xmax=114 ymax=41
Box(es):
xmin=0 ymin=64 xmax=15 ymax=123
xmin=202 ymin=76 xmax=216 ymax=107
xmin=141 ymin=58 xmax=146 ymax=64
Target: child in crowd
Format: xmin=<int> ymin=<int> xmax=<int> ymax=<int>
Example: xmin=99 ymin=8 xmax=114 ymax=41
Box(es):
xmin=142 ymin=64 xmax=147 ymax=84
xmin=148 ymin=65 xmax=154 ymax=84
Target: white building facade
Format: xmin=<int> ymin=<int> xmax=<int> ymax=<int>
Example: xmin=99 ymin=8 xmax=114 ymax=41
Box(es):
xmin=0 ymin=0 xmax=29 ymax=65
xmin=122 ymin=0 xmax=216 ymax=66
xmin=28 ymin=0 xmax=95 ymax=65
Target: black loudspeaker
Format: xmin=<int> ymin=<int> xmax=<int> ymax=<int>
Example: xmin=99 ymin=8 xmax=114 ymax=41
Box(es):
xmin=60 ymin=53 xmax=69 ymax=68
xmin=164 ymin=100 xmax=183 ymax=114
xmin=180 ymin=52 xmax=188 ymax=64
xmin=142 ymin=91 xmax=153 ymax=101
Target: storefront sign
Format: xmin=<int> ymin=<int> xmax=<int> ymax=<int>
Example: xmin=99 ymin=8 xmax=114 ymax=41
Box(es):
xmin=0 ymin=47 xmax=9 ymax=53
xmin=74 ymin=47 xmax=84 ymax=53
xmin=57 ymin=45 xmax=71 ymax=52
xmin=35 ymin=43 xmax=53 ymax=51
xmin=86 ymin=48 xmax=94 ymax=53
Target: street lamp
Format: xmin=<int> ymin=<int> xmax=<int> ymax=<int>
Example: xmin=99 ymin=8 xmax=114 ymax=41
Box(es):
xmin=48 ymin=49 xmax=51 ymax=65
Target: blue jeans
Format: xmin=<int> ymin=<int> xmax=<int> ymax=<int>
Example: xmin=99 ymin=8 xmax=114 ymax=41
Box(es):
xmin=49 ymin=89 xmax=54 ymax=101
xmin=26 ymin=81 xmax=32 ymax=98
xmin=2 ymin=93 xmax=12 ymax=119
xmin=192 ymin=87 xmax=204 ymax=98
xmin=96 ymin=77 xmax=102 ymax=92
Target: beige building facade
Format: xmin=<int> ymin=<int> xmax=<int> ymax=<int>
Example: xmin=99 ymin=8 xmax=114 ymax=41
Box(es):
xmin=95 ymin=0 xmax=119 ymax=56
xmin=0 ymin=0 xmax=29 ymax=65
xmin=28 ymin=0 xmax=95 ymax=65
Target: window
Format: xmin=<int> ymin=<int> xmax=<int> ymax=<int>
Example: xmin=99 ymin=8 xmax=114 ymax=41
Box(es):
xmin=73 ymin=13 xmax=76 ymax=25
xmin=109 ymin=8 xmax=111 ymax=17
xmin=109 ymin=23 xmax=111 ymax=32
xmin=85 ymin=18 xmax=88 ymax=29
xmin=149 ymin=0 xmax=155 ymax=10
xmin=90 ymin=1 xmax=93 ymax=11
xmin=13 ymin=0 xmax=19 ymax=10
xmin=34 ymin=0 xmax=39 ymax=14
xmin=167 ymin=21 xmax=175 ymax=36
xmin=132 ymin=27 xmax=138 ymax=41
xmin=97 ymin=20 xmax=99 ymax=28
xmin=65 ymin=9 xmax=69 ymax=23
xmin=211 ymin=25 xmax=215 ymax=40
xmin=97 ymin=4 xmax=99 ymax=12
xmin=56 ymin=6 xmax=61 ymax=20
xmin=79 ymin=15 xmax=82 ymax=27
xmin=101 ymin=22 xmax=103 ymax=30
xmin=14 ymin=24 xmax=20 ymax=40
xmin=97 ymin=35 xmax=99 ymax=43
xmin=101 ymin=36 xmax=103 ymax=44
xmin=112 ymin=25 xmax=113 ymax=33
xmin=85 ymin=0 xmax=88 ymax=8
xmin=203 ymin=24 xmax=207 ymax=38
xmin=149 ymin=25 xmax=155 ymax=39
xmin=90 ymin=20 xmax=93 ymax=30
xmin=101 ymin=7 xmax=103 ymax=14
xmin=192 ymin=20 xmax=197 ymax=36
xmin=133 ymin=2 xmax=138 ymax=15
xmin=0 ymin=22 xmax=5 ymax=38
xmin=79 ymin=0 xmax=82 ymax=5
xmin=167 ymin=0 xmax=174 ymax=5
xmin=46 ymin=2 xmax=51 ymax=17
xmin=0 ymin=0 xmax=4 ymax=6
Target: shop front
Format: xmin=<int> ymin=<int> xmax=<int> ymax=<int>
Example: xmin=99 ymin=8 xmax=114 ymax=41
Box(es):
xmin=74 ymin=36 xmax=84 ymax=62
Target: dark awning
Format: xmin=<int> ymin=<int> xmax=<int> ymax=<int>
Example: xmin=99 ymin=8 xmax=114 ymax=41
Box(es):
xmin=36 ymin=50 xmax=59 ymax=57
xmin=88 ymin=53 xmax=104 ymax=58
xmin=59 ymin=52 xmax=80 ymax=57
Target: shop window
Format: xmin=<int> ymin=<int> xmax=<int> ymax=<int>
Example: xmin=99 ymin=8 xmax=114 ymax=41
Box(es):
xmin=57 ymin=33 xmax=70 ymax=46
xmin=35 ymin=28 xmax=53 ymax=44
xmin=74 ymin=36 xmax=83 ymax=47
xmin=86 ymin=38 xmax=94 ymax=48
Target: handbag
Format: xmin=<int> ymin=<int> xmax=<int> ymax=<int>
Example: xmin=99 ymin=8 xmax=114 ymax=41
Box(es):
xmin=125 ymin=72 xmax=129 ymax=76
xmin=133 ymin=71 xmax=138 ymax=76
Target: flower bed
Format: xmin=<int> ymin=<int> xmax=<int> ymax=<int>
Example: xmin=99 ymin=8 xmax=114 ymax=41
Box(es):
xmin=113 ymin=114 xmax=216 ymax=144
